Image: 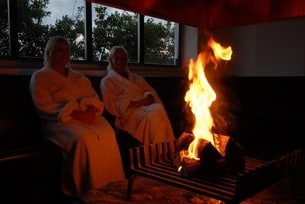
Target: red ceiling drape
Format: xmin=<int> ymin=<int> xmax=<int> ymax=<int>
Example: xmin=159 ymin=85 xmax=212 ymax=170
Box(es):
xmin=87 ymin=0 xmax=305 ymax=28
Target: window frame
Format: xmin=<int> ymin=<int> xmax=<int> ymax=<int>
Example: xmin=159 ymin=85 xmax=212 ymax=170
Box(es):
xmin=0 ymin=0 xmax=183 ymax=75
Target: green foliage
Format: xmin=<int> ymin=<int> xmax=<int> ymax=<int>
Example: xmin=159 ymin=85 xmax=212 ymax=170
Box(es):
xmin=93 ymin=7 xmax=138 ymax=61
xmin=144 ymin=18 xmax=175 ymax=64
xmin=49 ymin=12 xmax=85 ymax=60
xmin=17 ymin=0 xmax=50 ymax=57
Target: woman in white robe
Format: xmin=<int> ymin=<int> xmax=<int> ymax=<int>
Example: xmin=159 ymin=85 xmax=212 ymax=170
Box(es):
xmin=100 ymin=46 xmax=175 ymax=145
xmin=29 ymin=36 xmax=125 ymax=198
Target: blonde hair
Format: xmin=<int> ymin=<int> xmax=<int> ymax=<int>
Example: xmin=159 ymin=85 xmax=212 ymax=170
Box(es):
xmin=43 ymin=36 xmax=69 ymax=67
xmin=107 ymin=46 xmax=128 ymax=72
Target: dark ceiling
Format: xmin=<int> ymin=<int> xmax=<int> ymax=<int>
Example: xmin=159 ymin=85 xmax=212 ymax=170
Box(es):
xmin=89 ymin=0 xmax=305 ymax=29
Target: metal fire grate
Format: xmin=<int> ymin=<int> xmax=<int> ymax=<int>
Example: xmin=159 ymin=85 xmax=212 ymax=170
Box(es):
xmin=127 ymin=140 xmax=304 ymax=203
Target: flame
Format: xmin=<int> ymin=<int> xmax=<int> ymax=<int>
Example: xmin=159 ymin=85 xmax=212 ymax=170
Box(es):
xmin=185 ymin=37 xmax=232 ymax=160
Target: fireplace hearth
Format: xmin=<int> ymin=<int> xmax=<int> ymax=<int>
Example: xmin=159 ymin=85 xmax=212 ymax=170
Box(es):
xmin=127 ymin=140 xmax=304 ymax=203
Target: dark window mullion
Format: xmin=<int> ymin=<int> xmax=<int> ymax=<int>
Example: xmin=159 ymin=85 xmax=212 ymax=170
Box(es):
xmin=85 ymin=1 xmax=93 ymax=61
xmin=138 ymin=15 xmax=144 ymax=64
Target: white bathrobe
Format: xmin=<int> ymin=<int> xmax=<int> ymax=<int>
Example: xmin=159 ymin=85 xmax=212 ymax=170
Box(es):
xmin=29 ymin=66 xmax=125 ymax=198
xmin=100 ymin=69 xmax=175 ymax=145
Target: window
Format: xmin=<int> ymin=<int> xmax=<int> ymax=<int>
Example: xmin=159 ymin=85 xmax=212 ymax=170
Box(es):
xmin=144 ymin=16 xmax=178 ymax=65
xmin=92 ymin=4 xmax=138 ymax=62
xmin=0 ymin=0 xmax=180 ymax=68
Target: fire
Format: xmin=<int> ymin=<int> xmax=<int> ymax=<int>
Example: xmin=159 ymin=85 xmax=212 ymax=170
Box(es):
xmin=185 ymin=37 xmax=232 ymax=160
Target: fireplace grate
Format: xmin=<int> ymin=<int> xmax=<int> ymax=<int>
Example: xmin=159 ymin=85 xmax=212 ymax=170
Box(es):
xmin=127 ymin=140 xmax=304 ymax=203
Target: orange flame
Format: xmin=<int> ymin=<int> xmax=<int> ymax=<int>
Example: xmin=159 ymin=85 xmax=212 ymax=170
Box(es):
xmin=185 ymin=37 xmax=232 ymax=160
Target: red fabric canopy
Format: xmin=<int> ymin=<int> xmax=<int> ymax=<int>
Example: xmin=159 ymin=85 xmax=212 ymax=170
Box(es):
xmin=88 ymin=0 xmax=305 ymax=28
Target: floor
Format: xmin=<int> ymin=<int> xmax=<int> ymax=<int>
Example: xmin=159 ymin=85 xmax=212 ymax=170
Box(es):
xmin=82 ymin=163 xmax=305 ymax=204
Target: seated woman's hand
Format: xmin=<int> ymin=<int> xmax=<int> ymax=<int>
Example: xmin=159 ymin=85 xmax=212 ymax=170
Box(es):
xmin=128 ymin=95 xmax=156 ymax=108
xmin=71 ymin=108 xmax=97 ymax=124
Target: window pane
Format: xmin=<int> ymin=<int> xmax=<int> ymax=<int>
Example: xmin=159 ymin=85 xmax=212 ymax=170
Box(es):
xmin=92 ymin=4 xmax=138 ymax=62
xmin=44 ymin=0 xmax=85 ymax=60
xmin=144 ymin=17 xmax=178 ymax=65
xmin=0 ymin=0 xmax=9 ymax=57
xmin=17 ymin=0 xmax=51 ymax=58
xmin=17 ymin=0 xmax=85 ymax=60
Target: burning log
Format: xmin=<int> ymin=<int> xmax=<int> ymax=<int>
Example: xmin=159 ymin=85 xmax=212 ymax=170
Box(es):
xmin=180 ymin=139 xmax=225 ymax=178
xmin=222 ymin=135 xmax=245 ymax=174
xmin=175 ymin=132 xmax=245 ymax=178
